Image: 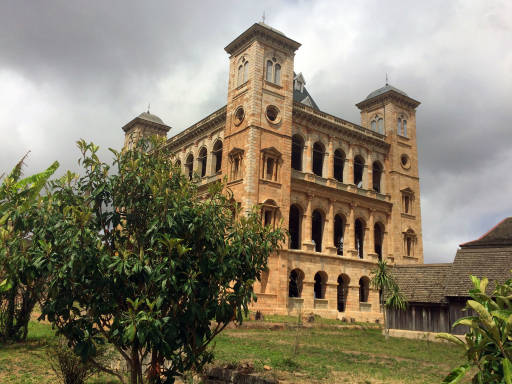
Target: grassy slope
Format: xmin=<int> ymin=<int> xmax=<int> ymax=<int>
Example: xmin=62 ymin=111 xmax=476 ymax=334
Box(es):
xmin=0 ymin=320 xmax=469 ymax=384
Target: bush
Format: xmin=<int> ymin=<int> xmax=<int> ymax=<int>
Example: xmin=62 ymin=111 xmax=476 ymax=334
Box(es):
xmin=48 ymin=337 xmax=97 ymax=384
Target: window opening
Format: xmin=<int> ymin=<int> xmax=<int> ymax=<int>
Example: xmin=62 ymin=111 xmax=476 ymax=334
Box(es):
xmin=312 ymin=209 xmax=323 ymax=252
xmin=334 ymin=214 xmax=344 ymax=256
xmin=185 ymin=154 xmax=194 ymax=180
xmin=314 ymin=272 xmax=326 ymax=299
xmin=289 ymin=269 xmax=303 ymax=298
xmin=374 ymin=223 xmax=383 ymax=261
xmin=266 ymin=60 xmax=273 ymax=82
xmin=372 ymin=161 xmax=382 ymax=193
xmin=266 ymin=158 xmax=274 ymax=180
xmin=289 ymin=205 xmax=301 ymax=250
xmin=243 ymin=61 xmax=249 ymax=83
xmin=213 ymin=141 xmax=222 ymax=173
xmin=359 ymin=277 xmax=369 ymax=302
xmin=337 ymin=275 xmax=349 ymax=312
xmin=291 ymin=135 xmax=304 ymax=171
xmin=355 ymin=219 xmax=364 ymax=259
xmin=274 ymin=64 xmax=281 ymax=84
xmin=354 ymin=155 xmax=364 ymax=188
xmin=333 ymin=149 xmax=345 ymax=182
xmin=198 ymin=147 xmax=207 ymax=178
xmin=313 ymin=142 xmax=324 ymax=177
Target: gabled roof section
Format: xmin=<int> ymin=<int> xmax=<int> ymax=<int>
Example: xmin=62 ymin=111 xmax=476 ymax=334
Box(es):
xmin=391 ymin=264 xmax=452 ymax=304
xmin=461 ymin=217 xmax=512 ymax=248
xmin=225 ymin=23 xmax=301 ymax=55
xmin=293 ymin=72 xmax=320 ymax=110
xmin=444 ymin=246 xmax=512 ymax=297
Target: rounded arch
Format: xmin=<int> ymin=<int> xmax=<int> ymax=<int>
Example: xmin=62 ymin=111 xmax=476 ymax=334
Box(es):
xmin=291 ymin=134 xmax=305 ymax=171
xmin=313 ymin=142 xmax=325 ymax=177
xmin=372 ymin=160 xmax=383 ymax=193
xmin=359 ymin=276 xmax=370 ymax=303
xmin=212 ymin=139 xmax=223 ymax=173
xmin=355 ymin=218 xmax=365 ymax=259
xmin=354 ymin=155 xmax=365 ymax=188
xmin=333 ymin=149 xmax=345 ymax=182
xmin=314 ymin=271 xmax=328 ymax=299
xmin=337 ymin=274 xmax=350 ymax=312
xmin=185 ymin=153 xmax=194 ymax=180
xmin=289 ymin=268 xmax=305 ymax=298
xmin=312 ymin=209 xmax=324 ymax=252
xmin=289 ymin=204 xmax=302 ymax=250
xmin=333 ymin=213 xmax=346 ymax=255
xmin=198 ymin=147 xmax=208 ymax=177
xmin=374 ymin=221 xmax=385 ymax=261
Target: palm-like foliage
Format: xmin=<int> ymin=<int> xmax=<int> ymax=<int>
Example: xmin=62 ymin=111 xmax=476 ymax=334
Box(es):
xmin=370 ymin=260 xmax=407 ymax=337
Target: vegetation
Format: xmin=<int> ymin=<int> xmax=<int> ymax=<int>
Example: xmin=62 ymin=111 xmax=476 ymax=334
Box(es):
xmin=35 ymin=138 xmax=284 ymax=384
xmin=370 ymin=260 xmax=407 ymax=337
xmin=438 ymin=275 xmax=512 ymax=383
xmin=0 ymin=154 xmax=59 ymax=342
xmin=0 ymin=319 xmax=469 ymax=384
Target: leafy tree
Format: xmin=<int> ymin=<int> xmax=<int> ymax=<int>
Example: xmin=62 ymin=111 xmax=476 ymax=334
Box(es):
xmin=40 ymin=139 xmax=284 ymax=384
xmin=0 ymin=154 xmax=58 ymax=341
xmin=438 ymin=275 xmax=512 ymax=384
xmin=370 ymin=259 xmax=407 ymax=338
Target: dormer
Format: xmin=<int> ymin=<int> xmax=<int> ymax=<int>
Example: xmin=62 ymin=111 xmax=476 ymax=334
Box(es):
xmin=294 ymin=72 xmax=306 ymax=93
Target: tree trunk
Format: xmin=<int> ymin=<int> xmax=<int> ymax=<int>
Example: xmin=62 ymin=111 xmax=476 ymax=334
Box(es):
xmin=4 ymin=281 xmax=17 ymax=340
xmin=130 ymin=345 xmax=142 ymax=384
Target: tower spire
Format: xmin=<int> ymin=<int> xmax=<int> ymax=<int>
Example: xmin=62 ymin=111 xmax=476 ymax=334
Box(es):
xmin=262 ymin=11 xmax=266 ymax=23
xmin=385 ymin=73 xmax=389 ymax=86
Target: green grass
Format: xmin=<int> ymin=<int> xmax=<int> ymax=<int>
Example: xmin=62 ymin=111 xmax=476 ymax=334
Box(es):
xmin=0 ymin=320 xmax=470 ymax=383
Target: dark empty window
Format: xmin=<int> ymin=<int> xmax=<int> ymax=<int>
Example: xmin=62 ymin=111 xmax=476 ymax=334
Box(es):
xmin=354 ymin=155 xmax=365 ymax=188
xmin=337 ymin=275 xmax=349 ymax=312
xmin=372 ymin=161 xmax=382 ymax=193
xmin=198 ymin=148 xmax=207 ymax=177
xmin=313 ymin=142 xmax=324 ymax=177
xmin=185 ymin=154 xmax=194 ymax=180
xmin=314 ymin=272 xmax=326 ymax=299
xmin=289 ymin=269 xmax=304 ymax=298
xmin=333 ymin=149 xmax=345 ymax=182
xmin=334 ymin=214 xmax=344 ymax=256
xmin=359 ymin=277 xmax=369 ymax=302
xmin=289 ymin=205 xmax=301 ymax=250
xmin=355 ymin=219 xmax=364 ymax=259
xmin=266 ymin=158 xmax=274 ymax=180
xmin=291 ymin=135 xmax=304 ymax=171
xmin=312 ymin=210 xmax=323 ymax=252
xmin=213 ymin=141 xmax=222 ymax=173
xmin=374 ymin=223 xmax=383 ymax=261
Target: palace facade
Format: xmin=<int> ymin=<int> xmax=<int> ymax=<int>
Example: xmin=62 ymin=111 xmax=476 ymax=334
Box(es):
xmin=121 ymin=23 xmax=424 ymax=322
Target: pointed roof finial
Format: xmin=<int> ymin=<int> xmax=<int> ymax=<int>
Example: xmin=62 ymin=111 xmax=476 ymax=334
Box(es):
xmin=147 ymin=103 xmax=150 ymax=114
xmin=385 ymin=73 xmax=389 ymax=86
xmin=262 ymin=11 xmax=266 ymax=23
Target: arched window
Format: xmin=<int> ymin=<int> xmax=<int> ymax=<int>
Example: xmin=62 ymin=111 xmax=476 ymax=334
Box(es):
xmin=372 ymin=161 xmax=382 ymax=193
xmin=243 ymin=61 xmax=249 ymax=83
xmin=266 ymin=60 xmax=273 ymax=82
xmin=333 ymin=149 xmax=345 ymax=182
xmin=377 ymin=118 xmax=384 ymax=134
xmin=274 ymin=64 xmax=281 ymax=84
xmin=355 ymin=219 xmax=365 ymax=259
xmin=371 ymin=120 xmax=376 ymax=131
xmin=198 ymin=147 xmax=207 ymax=178
xmin=289 ymin=269 xmax=304 ymax=298
xmin=397 ymin=118 xmax=402 ymax=135
xmin=404 ymin=229 xmax=416 ymax=257
xmin=359 ymin=277 xmax=369 ymax=303
xmin=289 ymin=205 xmax=301 ymax=250
xmin=237 ymin=65 xmax=243 ymax=86
xmin=291 ymin=135 xmax=304 ymax=171
xmin=312 ymin=142 xmax=325 ymax=177
xmin=374 ymin=223 xmax=384 ymax=261
xmin=314 ymin=272 xmax=327 ymax=299
xmin=337 ymin=274 xmax=349 ymax=312
xmin=333 ymin=214 xmax=345 ymax=256
xmin=185 ymin=154 xmax=194 ymax=180
xmin=354 ymin=155 xmax=365 ymax=188
xmin=312 ymin=209 xmax=323 ymax=252
xmin=212 ymin=140 xmax=222 ymax=173
xmin=403 ymin=119 xmax=407 ymax=137
xmin=175 ymin=159 xmax=181 ymax=168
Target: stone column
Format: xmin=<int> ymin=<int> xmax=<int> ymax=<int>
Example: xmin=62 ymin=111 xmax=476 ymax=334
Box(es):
xmin=346 ymin=203 xmax=357 ymax=257
xmin=305 ymin=134 xmax=313 ymax=174
xmin=367 ymin=163 xmax=373 ymax=191
xmin=302 ymin=194 xmax=315 ymax=251
xmin=346 ymin=146 xmax=354 ymax=184
xmin=325 ymin=199 xmax=337 ymax=255
xmin=367 ymin=210 xmax=376 ymax=260
xmin=327 ymin=137 xmax=334 ymax=179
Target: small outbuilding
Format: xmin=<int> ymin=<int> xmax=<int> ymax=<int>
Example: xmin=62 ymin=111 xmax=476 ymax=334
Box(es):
xmin=388 ymin=217 xmax=512 ymax=335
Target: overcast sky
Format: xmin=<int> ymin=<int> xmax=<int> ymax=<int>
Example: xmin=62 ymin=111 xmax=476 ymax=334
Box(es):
xmin=1 ymin=1 xmax=511 ymax=263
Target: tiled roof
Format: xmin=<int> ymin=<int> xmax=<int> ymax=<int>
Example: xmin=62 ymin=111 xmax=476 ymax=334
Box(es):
xmin=444 ymin=246 xmax=512 ymax=297
xmin=460 ymin=217 xmax=512 ymax=247
xmin=391 ymin=264 xmax=452 ymax=303
xmin=366 ymin=84 xmax=408 ymax=100
xmin=293 ymin=86 xmax=320 ymax=110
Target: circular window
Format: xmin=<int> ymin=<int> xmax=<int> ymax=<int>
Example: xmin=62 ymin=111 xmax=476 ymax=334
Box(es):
xmin=265 ymin=105 xmax=281 ymax=124
xmin=400 ymin=154 xmax=410 ymax=169
xmin=234 ymin=106 xmax=245 ymax=126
